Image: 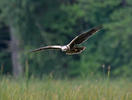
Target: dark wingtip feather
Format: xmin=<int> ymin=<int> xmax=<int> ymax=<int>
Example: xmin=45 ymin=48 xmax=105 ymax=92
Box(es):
xmin=29 ymin=49 xmax=38 ymax=53
xmin=94 ymin=25 xmax=103 ymax=31
xmin=29 ymin=50 xmax=34 ymax=53
xmin=28 ymin=50 xmax=34 ymax=53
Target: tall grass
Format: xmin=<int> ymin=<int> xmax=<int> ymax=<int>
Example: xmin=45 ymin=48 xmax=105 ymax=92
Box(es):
xmin=0 ymin=77 xmax=132 ymax=100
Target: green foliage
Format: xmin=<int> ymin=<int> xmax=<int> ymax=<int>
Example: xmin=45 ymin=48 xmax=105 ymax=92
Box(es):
xmin=0 ymin=0 xmax=132 ymax=78
xmin=78 ymin=0 xmax=132 ymax=77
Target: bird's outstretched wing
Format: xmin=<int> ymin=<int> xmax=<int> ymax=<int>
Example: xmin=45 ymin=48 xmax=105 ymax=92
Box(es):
xmin=68 ymin=26 xmax=102 ymax=48
xmin=30 ymin=45 xmax=62 ymax=52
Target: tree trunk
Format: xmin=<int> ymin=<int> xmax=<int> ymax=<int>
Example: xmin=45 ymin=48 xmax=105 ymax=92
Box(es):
xmin=10 ymin=25 xmax=22 ymax=77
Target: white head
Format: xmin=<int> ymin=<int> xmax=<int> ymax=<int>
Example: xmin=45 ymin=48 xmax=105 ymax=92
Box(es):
xmin=61 ymin=46 xmax=68 ymax=52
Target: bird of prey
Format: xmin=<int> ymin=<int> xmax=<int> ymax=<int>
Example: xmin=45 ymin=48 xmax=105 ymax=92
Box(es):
xmin=31 ymin=26 xmax=102 ymax=55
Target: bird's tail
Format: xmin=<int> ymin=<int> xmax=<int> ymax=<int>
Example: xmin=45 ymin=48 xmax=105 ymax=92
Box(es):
xmin=66 ymin=46 xmax=86 ymax=55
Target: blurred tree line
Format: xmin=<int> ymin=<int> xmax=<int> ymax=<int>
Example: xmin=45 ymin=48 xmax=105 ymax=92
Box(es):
xmin=0 ymin=0 xmax=132 ymax=78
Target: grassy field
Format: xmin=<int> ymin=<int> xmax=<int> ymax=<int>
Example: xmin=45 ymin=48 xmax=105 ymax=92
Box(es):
xmin=0 ymin=77 xmax=132 ymax=100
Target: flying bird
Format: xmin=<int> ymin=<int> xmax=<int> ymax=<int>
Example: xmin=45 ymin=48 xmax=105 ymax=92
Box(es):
xmin=31 ymin=26 xmax=102 ymax=55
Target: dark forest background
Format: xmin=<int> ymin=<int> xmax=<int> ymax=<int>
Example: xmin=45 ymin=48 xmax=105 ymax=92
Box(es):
xmin=0 ymin=0 xmax=132 ymax=78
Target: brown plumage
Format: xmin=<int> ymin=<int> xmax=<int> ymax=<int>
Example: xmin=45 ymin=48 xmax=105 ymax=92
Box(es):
xmin=31 ymin=26 xmax=102 ymax=55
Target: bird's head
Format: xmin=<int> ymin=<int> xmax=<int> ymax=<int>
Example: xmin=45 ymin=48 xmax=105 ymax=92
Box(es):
xmin=61 ymin=46 xmax=68 ymax=52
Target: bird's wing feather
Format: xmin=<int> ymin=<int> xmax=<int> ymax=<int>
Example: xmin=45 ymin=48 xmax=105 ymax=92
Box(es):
xmin=68 ymin=26 xmax=102 ymax=48
xmin=30 ymin=45 xmax=62 ymax=52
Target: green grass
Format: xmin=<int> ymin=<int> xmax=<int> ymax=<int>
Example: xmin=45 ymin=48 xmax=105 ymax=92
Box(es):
xmin=0 ymin=77 xmax=132 ymax=100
